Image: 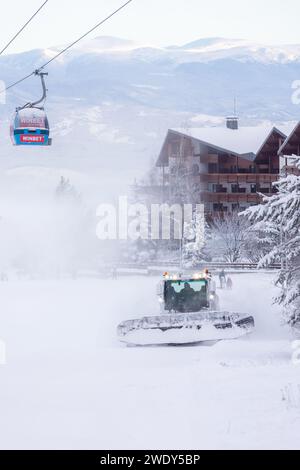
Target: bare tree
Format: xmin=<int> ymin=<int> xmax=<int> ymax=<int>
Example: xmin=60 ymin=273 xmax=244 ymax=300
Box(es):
xmin=208 ymin=213 xmax=250 ymax=263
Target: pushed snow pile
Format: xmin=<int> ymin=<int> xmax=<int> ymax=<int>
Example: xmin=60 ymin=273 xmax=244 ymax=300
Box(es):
xmin=118 ymin=312 xmax=255 ymax=346
xmin=120 ymin=322 xmax=251 ymax=346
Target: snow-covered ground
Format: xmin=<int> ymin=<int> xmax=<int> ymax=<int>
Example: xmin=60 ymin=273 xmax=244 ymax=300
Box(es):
xmin=0 ymin=272 xmax=299 ymax=450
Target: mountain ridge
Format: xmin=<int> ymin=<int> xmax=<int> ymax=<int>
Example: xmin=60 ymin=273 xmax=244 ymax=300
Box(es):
xmin=0 ymin=36 xmax=299 ymax=180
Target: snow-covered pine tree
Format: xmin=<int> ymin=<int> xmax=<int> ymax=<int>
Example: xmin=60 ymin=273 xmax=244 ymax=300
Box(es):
xmin=183 ymin=214 xmax=202 ymax=268
xmin=55 ymin=176 xmax=81 ymax=203
xmin=242 ymin=157 xmax=300 ymax=329
xmin=182 ymin=208 xmax=211 ymax=267
xmin=243 ymin=218 xmax=280 ymax=263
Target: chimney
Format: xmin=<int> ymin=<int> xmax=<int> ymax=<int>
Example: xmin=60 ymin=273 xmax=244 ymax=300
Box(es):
xmin=226 ymin=116 xmax=239 ymax=130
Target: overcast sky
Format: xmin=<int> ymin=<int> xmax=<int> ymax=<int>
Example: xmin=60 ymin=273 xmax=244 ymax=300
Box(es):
xmin=1 ymin=0 xmax=300 ymax=54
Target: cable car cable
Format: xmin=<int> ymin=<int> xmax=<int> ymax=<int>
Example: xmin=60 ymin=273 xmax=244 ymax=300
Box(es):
xmin=0 ymin=0 xmax=134 ymax=94
xmin=0 ymin=0 xmax=49 ymax=56
xmin=37 ymin=0 xmax=134 ymax=72
xmin=4 ymin=72 xmax=36 ymax=93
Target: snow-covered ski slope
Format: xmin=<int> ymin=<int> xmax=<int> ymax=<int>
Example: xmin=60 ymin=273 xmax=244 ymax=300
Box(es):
xmin=0 ymin=272 xmax=299 ymax=450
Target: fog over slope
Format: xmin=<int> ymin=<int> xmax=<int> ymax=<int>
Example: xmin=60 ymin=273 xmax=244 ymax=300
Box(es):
xmin=0 ymin=36 xmax=299 ymax=276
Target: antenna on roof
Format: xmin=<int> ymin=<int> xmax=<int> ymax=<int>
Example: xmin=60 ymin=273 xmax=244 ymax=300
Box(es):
xmin=234 ymin=96 xmax=237 ymax=117
xmin=226 ymin=96 xmax=239 ymax=130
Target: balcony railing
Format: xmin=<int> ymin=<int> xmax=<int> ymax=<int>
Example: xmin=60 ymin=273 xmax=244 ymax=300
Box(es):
xmin=202 ymin=192 xmax=262 ymax=204
xmin=208 ymin=168 xmax=279 ymax=175
xmin=201 ymin=173 xmax=278 ymax=184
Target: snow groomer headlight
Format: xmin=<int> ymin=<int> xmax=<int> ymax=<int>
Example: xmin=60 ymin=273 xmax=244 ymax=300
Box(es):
xmin=193 ymin=272 xmax=206 ymax=280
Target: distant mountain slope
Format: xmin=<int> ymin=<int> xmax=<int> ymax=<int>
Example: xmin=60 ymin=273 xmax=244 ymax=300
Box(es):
xmin=0 ymin=36 xmax=299 ymax=180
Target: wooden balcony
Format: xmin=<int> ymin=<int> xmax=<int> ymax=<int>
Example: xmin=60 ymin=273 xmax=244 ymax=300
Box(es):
xmin=200 ymin=173 xmax=279 ymax=184
xmin=201 ymin=192 xmax=262 ymax=204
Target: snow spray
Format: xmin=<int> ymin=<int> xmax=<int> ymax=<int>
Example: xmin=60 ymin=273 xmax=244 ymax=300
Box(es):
xmin=96 ymin=197 xmax=205 ymax=243
xmin=292 ymin=340 xmax=300 ymax=366
xmin=0 ymin=339 xmax=6 ymax=366
xmin=0 ymin=80 xmax=6 ymax=105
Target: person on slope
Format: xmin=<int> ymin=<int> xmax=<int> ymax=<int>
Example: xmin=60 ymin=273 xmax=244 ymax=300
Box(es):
xmin=226 ymin=277 xmax=233 ymax=290
xmin=219 ymin=270 xmax=226 ymax=289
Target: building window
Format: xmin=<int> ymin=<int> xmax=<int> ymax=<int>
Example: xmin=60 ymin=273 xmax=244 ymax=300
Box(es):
xmin=208 ymin=163 xmax=218 ymax=174
xmin=192 ymin=164 xmax=200 ymax=176
xmin=231 ymin=184 xmax=246 ymax=193
xmin=212 ymin=184 xmax=227 ymax=193
xmin=213 ymin=203 xmax=223 ymax=212
xmin=251 ymin=184 xmax=257 ymax=193
xmin=171 ymin=142 xmax=180 ymax=155
xmin=170 ymin=165 xmax=177 ymax=177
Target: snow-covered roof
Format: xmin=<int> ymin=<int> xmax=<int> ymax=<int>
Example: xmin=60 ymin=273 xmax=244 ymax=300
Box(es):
xmin=18 ymin=108 xmax=46 ymax=118
xmin=17 ymin=107 xmax=47 ymax=129
xmin=278 ymin=122 xmax=300 ymax=155
xmin=170 ymin=124 xmax=295 ymax=156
